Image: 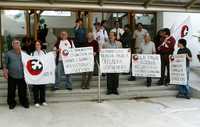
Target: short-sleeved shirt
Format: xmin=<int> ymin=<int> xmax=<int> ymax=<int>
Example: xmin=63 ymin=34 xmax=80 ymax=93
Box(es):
xmin=58 ymin=40 xmax=74 ymax=61
xmin=140 ymin=41 xmax=156 ymax=54
xmin=133 ymin=29 xmax=148 ymax=49
xmin=177 ymin=47 xmax=192 ymax=67
xmin=111 ymin=28 xmax=124 ymax=40
xmin=3 ymin=49 xmax=24 ymax=79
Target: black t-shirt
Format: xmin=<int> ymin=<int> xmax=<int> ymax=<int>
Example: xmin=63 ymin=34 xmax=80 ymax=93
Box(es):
xmin=177 ymin=47 xmax=192 ymax=67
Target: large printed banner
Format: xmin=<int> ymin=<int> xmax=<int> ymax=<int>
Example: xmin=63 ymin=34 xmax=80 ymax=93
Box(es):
xmin=100 ymin=48 xmax=131 ymax=73
xmin=170 ymin=54 xmax=187 ymax=85
xmin=62 ymin=47 xmax=94 ymax=74
xmin=132 ymin=54 xmax=161 ymax=77
xmin=21 ymin=52 xmax=56 ymax=85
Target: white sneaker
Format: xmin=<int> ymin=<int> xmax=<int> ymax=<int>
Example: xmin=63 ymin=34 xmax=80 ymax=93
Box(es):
xmin=42 ymin=102 xmax=48 ymax=106
xmin=35 ymin=103 xmax=40 ymax=108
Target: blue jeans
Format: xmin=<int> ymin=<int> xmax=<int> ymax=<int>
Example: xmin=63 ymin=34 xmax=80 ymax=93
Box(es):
xmin=178 ymin=67 xmax=191 ymax=96
xmin=54 ymin=61 xmax=72 ymax=89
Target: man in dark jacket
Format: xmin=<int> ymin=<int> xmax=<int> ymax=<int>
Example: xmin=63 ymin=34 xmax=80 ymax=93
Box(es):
xmin=157 ymin=28 xmax=176 ymax=85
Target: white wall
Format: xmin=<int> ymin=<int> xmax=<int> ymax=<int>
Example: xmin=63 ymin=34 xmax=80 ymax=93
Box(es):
xmin=157 ymin=12 xmax=200 ymax=67
xmin=41 ymin=12 xmax=76 ymax=29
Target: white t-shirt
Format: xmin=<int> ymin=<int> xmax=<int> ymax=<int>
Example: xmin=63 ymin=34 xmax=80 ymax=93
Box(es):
xmin=140 ymin=41 xmax=156 ymax=54
xmin=58 ymin=40 xmax=74 ymax=61
xmin=111 ymin=28 xmax=124 ymax=40
xmin=93 ymin=29 xmax=108 ymax=48
xmin=133 ymin=29 xmax=148 ymax=49
xmin=32 ymin=50 xmax=46 ymax=56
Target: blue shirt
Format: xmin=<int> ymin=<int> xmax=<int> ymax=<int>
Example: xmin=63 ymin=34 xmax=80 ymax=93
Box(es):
xmin=3 ymin=49 xmax=24 ymax=79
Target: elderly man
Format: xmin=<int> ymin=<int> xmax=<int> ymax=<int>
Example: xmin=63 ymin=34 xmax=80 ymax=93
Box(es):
xmin=3 ymin=38 xmax=29 ymax=109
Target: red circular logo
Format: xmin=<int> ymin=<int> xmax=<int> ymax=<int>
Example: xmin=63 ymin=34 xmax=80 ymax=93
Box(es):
xmin=169 ymin=56 xmax=175 ymax=61
xmin=26 ymin=59 xmax=43 ymax=76
xmin=62 ymin=49 xmax=69 ymax=56
xmin=133 ymin=55 xmax=139 ymax=61
xmin=181 ymin=25 xmax=189 ymax=38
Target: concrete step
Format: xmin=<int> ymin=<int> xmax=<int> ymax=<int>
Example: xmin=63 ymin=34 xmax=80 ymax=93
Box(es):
xmin=0 ymin=70 xmax=178 ymax=105
xmin=0 ymin=90 xmax=178 ymax=104
xmin=0 ymin=77 xmax=161 ymax=89
xmin=0 ymin=85 xmax=176 ymax=97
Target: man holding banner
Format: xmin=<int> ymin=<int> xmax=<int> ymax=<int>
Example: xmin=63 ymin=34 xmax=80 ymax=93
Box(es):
xmin=102 ymin=32 xmax=123 ymax=95
xmin=139 ymin=34 xmax=156 ymax=87
xmin=53 ymin=31 xmax=75 ymax=91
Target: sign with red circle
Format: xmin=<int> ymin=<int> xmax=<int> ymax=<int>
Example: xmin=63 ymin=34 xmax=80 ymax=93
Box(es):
xmin=26 ymin=59 xmax=43 ymax=76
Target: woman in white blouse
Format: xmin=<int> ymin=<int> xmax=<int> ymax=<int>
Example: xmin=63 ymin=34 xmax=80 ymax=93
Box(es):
xmin=31 ymin=40 xmax=47 ymax=107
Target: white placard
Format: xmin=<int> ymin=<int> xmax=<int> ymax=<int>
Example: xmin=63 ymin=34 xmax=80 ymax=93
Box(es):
xmin=21 ymin=52 xmax=56 ymax=85
xmin=170 ymin=54 xmax=187 ymax=85
xmin=100 ymin=48 xmax=131 ymax=73
xmin=62 ymin=47 xmax=94 ymax=74
xmin=132 ymin=54 xmax=161 ymax=77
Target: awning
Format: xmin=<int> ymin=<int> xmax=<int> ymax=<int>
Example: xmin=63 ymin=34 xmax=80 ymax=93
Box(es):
xmin=0 ymin=0 xmax=200 ymax=12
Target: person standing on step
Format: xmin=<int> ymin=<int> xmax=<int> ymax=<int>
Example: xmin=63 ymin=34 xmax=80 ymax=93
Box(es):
xmin=53 ymin=31 xmax=75 ymax=91
xmin=176 ymin=39 xmax=192 ymax=99
xmin=3 ymin=38 xmax=29 ymax=110
xmin=31 ymin=40 xmax=48 ymax=107
xmin=74 ymin=18 xmax=87 ymax=47
xmin=102 ymin=32 xmax=122 ymax=95
xmin=111 ymin=21 xmax=124 ymax=41
xmin=81 ymin=32 xmax=99 ymax=89
xmin=157 ymin=28 xmax=176 ymax=86
xmin=133 ymin=23 xmax=148 ymax=54
xmin=139 ymin=34 xmax=156 ymax=87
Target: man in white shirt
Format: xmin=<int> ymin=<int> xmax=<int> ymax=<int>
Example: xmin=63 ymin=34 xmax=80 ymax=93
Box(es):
xmin=93 ymin=22 xmax=108 ymax=49
xmin=140 ymin=34 xmax=156 ymax=87
xmin=111 ymin=21 xmax=124 ymax=40
xmin=133 ymin=23 xmax=148 ymax=53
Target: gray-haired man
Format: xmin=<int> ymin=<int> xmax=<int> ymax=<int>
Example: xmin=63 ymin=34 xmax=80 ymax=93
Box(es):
xmin=3 ymin=38 xmax=29 ymax=110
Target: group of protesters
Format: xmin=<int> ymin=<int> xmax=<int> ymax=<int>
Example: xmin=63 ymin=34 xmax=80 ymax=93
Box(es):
xmin=2 ymin=18 xmax=192 ymax=110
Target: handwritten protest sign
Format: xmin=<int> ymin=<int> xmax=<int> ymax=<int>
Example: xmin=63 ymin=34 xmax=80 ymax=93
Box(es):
xmin=100 ymin=49 xmax=131 ymax=73
xmin=132 ymin=54 xmax=161 ymax=77
xmin=62 ymin=47 xmax=94 ymax=74
xmin=170 ymin=54 xmax=187 ymax=85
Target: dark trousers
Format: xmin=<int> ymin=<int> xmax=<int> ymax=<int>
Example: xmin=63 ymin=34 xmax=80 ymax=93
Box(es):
xmin=7 ymin=76 xmax=29 ymax=106
xmin=147 ymin=77 xmax=152 ymax=83
xmin=160 ymin=55 xmax=170 ymax=84
xmin=32 ymin=85 xmax=46 ymax=104
xmin=81 ymin=72 xmax=93 ymax=88
xmin=107 ymin=73 xmax=119 ymax=92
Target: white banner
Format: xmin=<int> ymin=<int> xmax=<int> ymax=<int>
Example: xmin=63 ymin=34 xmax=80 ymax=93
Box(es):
xmin=21 ymin=51 xmax=56 ymax=85
xmin=170 ymin=54 xmax=187 ymax=85
xmin=132 ymin=54 xmax=161 ymax=77
xmin=100 ymin=48 xmax=131 ymax=73
xmin=62 ymin=47 xmax=94 ymax=74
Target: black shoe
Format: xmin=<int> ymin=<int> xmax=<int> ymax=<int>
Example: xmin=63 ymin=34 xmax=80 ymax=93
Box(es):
xmin=176 ymin=93 xmax=185 ymax=98
xmin=147 ymin=83 xmax=151 ymax=87
xmin=157 ymin=81 xmax=163 ymax=86
xmin=52 ymin=87 xmax=59 ymax=91
xmin=185 ymin=94 xmax=191 ymax=99
xmin=22 ymin=104 xmax=29 ymax=109
xmin=9 ymin=104 xmax=16 ymax=110
xmin=128 ymin=76 xmax=136 ymax=81
xmin=66 ymin=88 xmax=72 ymax=91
